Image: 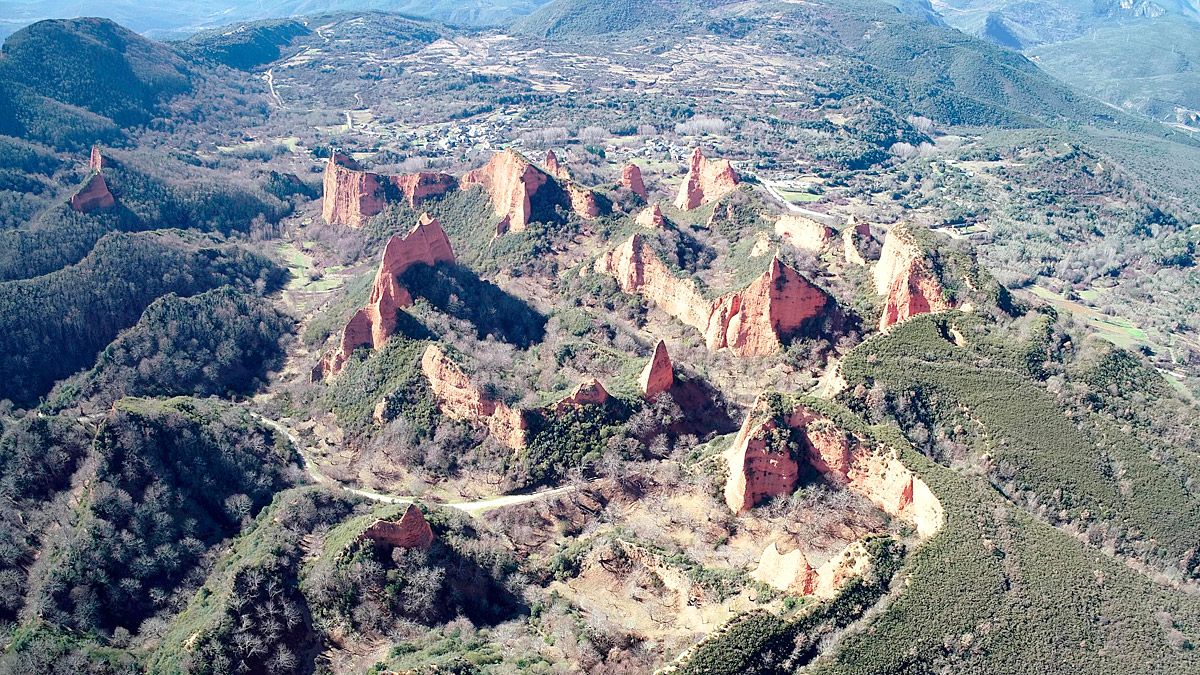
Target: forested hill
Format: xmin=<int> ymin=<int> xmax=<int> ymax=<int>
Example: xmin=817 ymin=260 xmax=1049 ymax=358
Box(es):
xmin=0 ymin=18 xmax=193 ymax=149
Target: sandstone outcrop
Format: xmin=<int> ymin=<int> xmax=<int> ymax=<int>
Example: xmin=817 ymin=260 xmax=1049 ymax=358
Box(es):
xmin=775 ymin=214 xmax=833 ymax=252
xmin=320 ymin=214 xmax=456 ymax=377
xmin=321 ymin=153 xmax=455 ymax=228
xmin=89 ymin=145 xmax=105 ymax=172
xmin=752 ymin=542 xmax=818 ymax=595
xmin=621 ymin=163 xmax=647 ymax=200
xmin=360 ymin=504 xmax=435 ymax=550
xmin=843 ymin=223 xmax=872 ymax=266
xmin=544 ymin=149 xmax=570 ymax=180
xmin=70 ymin=173 xmax=115 ymax=213
xmin=638 ymin=340 xmax=674 ymax=399
xmin=723 ymin=397 xmax=943 ymax=538
xmin=421 ymin=345 xmax=528 ymax=450
xmin=706 ymin=257 xmax=830 ymax=357
xmin=595 ymin=235 xmax=831 ymax=357
xmin=463 ymin=149 xmax=551 ymax=234
xmin=636 ymin=204 xmax=665 ymax=229
xmin=674 ymin=148 xmax=740 ymax=211
xmin=551 ymin=378 xmax=610 ymax=411
xmin=874 ymin=224 xmax=953 ymax=331
xmin=567 ymin=183 xmax=601 ymax=220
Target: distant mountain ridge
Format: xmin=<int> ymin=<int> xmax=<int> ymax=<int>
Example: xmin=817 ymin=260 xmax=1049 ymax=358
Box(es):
xmin=0 ymin=0 xmax=557 ymax=40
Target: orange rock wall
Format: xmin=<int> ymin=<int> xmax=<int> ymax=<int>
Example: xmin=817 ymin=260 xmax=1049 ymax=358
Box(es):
xmin=421 ymin=345 xmax=528 ymax=450
xmin=873 ymin=224 xmax=953 ymax=331
xmin=621 ymin=163 xmax=647 ymax=199
xmin=322 ymin=215 xmax=456 ymax=377
xmin=638 ymin=340 xmax=675 ymax=399
xmin=360 ymin=504 xmax=435 ymax=550
xmin=595 ymin=236 xmax=830 ymax=358
xmin=70 ymin=173 xmax=115 ymax=213
xmin=674 ymin=148 xmax=740 ymax=211
xmin=462 ymin=149 xmax=549 ymax=234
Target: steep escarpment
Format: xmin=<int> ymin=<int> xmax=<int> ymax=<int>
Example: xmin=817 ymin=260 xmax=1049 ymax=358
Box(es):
xmin=359 ymin=503 xmax=435 ymax=551
xmin=462 ymin=149 xmax=558 ymax=234
xmin=775 ymin=214 xmax=833 ymax=252
xmin=321 ymin=153 xmax=455 ymax=228
xmin=674 ymin=147 xmax=740 ymax=211
xmin=621 ymin=162 xmax=647 ymax=199
xmin=874 ymin=223 xmax=954 ymax=331
xmin=639 ymin=340 xmax=674 ymax=399
xmin=319 ymin=214 xmax=455 ymax=377
xmin=69 ymin=145 xmax=115 ymax=213
xmin=595 ymin=235 xmax=832 ymax=357
xmin=420 ymin=344 xmax=528 ymax=450
xmin=723 ymin=396 xmax=943 ymax=539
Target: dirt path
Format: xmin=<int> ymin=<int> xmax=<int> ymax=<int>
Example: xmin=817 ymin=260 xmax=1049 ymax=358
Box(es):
xmin=263 ymin=68 xmax=284 ymax=108
xmin=249 ymin=410 xmax=577 ymax=513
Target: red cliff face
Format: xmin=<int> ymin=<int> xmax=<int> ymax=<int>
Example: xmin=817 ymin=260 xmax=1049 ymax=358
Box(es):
xmin=636 ymin=204 xmax=665 ymax=229
xmin=421 ymin=345 xmax=527 ymax=450
xmin=322 ymin=153 xmax=386 ymax=228
xmin=550 ymin=378 xmax=610 ymax=412
xmin=320 ymin=214 xmax=456 ymax=377
xmin=639 ymin=340 xmax=675 ymax=399
xmin=70 ymin=173 xmax=115 ymax=213
xmin=722 ymin=398 xmax=944 ymax=538
xmin=544 ymin=149 xmax=570 ymax=180
xmin=462 ymin=149 xmax=550 ymax=234
xmin=873 ymin=224 xmax=953 ymax=331
xmin=595 ymin=237 xmax=831 ymax=357
xmin=723 ymin=412 xmax=801 ymax=513
xmin=621 ymin=163 xmax=648 ymax=200
xmin=775 ymin=214 xmax=833 ymax=252
xmin=360 ymin=504 xmax=435 ymax=550
xmin=89 ymin=145 xmax=105 ymax=172
xmin=567 ymin=183 xmax=601 ymax=220
xmin=322 ymin=153 xmax=455 ymax=228
xmin=674 ymin=148 xmax=740 ymax=211
xmin=705 ymin=257 xmax=830 ymax=357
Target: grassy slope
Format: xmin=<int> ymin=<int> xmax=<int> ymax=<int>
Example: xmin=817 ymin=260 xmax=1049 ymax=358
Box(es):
xmin=814 ymin=314 xmax=1200 ymax=673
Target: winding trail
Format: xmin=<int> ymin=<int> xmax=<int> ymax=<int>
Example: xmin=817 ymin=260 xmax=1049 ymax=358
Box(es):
xmin=249 ymin=410 xmax=577 ymax=513
xmin=263 ymin=68 xmax=284 ymax=108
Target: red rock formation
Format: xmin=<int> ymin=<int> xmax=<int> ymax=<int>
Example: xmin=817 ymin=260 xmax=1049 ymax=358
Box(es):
xmin=322 ymin=153 xmax=386 ymax=228
xmin=463 ymin=149 xmax=550 ymax=234
xmin=873 ymin=224 xmax=953 ymax=331
xmin=639 ymin=340 xmax=674 ymax=399
xmin=567 ymin=183 xmax=601 ymax=220
xmin=723 ymin=410 xmax=801 ymax=513
xmin=636 ymin=204 xmax=665 ymax=229
xmin=674 ymin=148 xmax=740 ymax=211
xmin=421 ymin=345 xmax=528 ymax=450
xmin=621 ymin=162 xmax=647 ymax=200
xmin=775 ymin=214 xmax=833 ymax=252
xmin=594 ymin=234 xmax=712 ymax=330
xmin=322 ymin=154 xmax=456 ymax=228
xmin=544 ymin=149 xmax=570 ymax=180
xmin=70 ymin=173 xmax=115 ymax=213
xmin=89 ymin=145 xmax=105 ymax=172
xmin=753 ymin=542 xmax=819 ymax=595
xmin=360 ymin=504 xmax=434 ymax=550
xmin=551 ymin=378 xmax=610 ymax=412
xmin=722 ymin=397 xmax=944 ymax=538
xmin=595 ymin=236 xmax=831 ymax=357
xmin=321 ymin=214 xmax=456 ymax=377
xmin=393 ymin=171 xmax=457 ymax=207
xmin=705 ymin=256 xmax=830 ymax=357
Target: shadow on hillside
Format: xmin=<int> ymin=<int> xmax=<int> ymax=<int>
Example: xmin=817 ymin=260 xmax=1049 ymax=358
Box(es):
xmin=402 ymin=262 xmax=547 ymax=348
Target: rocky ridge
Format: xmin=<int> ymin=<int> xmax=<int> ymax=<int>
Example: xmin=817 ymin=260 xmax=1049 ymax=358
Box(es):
xmin=595 ymin=234 xmax=831 ymax=357
xmin=674 ymin=148 xmax=740 ymax=211
xmin=321 ymin=152 xmax=455 ymax=228
xmin=317 ymin=214 xmax=456 ymax=378
xmin=874 ymin=223 xmax=954 ymax=330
